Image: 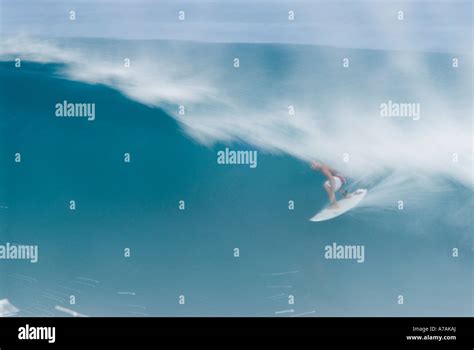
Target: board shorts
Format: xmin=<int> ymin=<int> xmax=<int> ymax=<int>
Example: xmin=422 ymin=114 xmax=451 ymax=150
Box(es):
xmin=324 ymin=175 xmax=346 ymax=192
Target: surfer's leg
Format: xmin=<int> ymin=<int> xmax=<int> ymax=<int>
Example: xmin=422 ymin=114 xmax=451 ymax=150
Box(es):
xmin=324 ymin=181 xmax=339 ymax=209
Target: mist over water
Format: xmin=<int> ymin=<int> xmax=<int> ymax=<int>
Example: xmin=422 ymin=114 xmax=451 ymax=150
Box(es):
xmin=1 ymin=36 xmax=472 ymax=194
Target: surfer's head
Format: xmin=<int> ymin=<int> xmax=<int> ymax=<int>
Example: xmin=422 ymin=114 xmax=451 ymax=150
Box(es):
xmin=310 ymin=160 xmax=323 ymax=170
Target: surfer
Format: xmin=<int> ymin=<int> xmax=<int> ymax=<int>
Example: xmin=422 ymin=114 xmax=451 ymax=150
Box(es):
xmin=310 ymin=161 xmax=350 ymax=209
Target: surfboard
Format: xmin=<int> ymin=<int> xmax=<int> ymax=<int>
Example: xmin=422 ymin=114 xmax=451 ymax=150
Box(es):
xmin=309 ymin=189 xmax=367 ymax=222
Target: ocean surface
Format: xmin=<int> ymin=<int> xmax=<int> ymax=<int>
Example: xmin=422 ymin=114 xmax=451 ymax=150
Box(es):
xmin=0 ymin=38 xmax=472 ymax=316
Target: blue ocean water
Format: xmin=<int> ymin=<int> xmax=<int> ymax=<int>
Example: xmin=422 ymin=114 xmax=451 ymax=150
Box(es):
xmin=0 ymin=39 xmax=472 ymax=316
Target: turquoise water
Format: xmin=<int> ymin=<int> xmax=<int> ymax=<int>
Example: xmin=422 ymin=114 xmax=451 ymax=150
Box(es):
xmin=0 ymin=39 xmax=472 ymax=316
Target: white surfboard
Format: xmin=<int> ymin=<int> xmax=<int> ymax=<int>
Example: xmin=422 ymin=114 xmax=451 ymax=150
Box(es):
xmin=310 ymin=189 xmax=367 ymax=222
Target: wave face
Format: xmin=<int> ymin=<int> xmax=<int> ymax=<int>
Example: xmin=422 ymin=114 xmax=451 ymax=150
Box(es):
xmin=0 ymin=37 xmax=472 ymax=316
xmin=1 ymin=36 xmax=472 ymax=197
